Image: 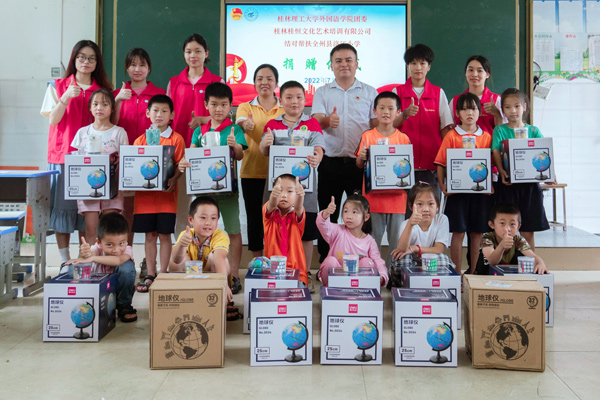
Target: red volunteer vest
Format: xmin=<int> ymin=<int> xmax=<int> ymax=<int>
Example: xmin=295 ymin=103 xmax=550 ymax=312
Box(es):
xmin=452 ymin=87 xmax=500 ymax=137
xmin=395 ymin=78 xmax=441 ymax=170
xmin=113 ymin=81 xmax=165 ymax=145
xmin=169 ymin=67 xmax=223 ymax=146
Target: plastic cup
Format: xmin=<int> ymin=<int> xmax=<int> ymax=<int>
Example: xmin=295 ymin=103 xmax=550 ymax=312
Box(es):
xmin=185 ymin=261 xmax=203 ymax=274
xmin=270 ymin=255 xmax=287 ymax=274
xmin=514 ymin=127 xmax=528 ymax=139
xmin=343 ymin=254 xmax=359 ymax=273
xmin=376 ymin=138 xmax=389 ymax=145
xmin=86 ymin=132 xmax=102 ymax=153
xmin=421 ymin=254 xmax=438 ymax=272
xmin=518 ymin=256 xmax=535 ymax=273
xmin=145 ymin=128 xmax=161 ymax=145
xmin=462 ymin=136 xmax=476 ymax=149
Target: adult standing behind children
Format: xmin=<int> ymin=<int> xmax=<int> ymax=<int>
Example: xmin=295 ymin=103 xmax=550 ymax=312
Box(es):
xmin=235 ymin=65 xmax=285 ymax=258
xmin=40 ymin=40 xmax=112 ymax=266
xmin=393 ymin=44 xmax=453 ymax=194
xmin=312 ymin=43 xmax=378 ymax=261
xmin=168 ymin=34 xmax=224 ymax=236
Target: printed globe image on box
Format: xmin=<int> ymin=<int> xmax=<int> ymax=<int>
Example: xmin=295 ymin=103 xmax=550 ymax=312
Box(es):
xmin=170 ymin=321 xmax=209 ymax=360
xmin=393 ymin=158 xmax=412 ymax=187
xmin=291 ymin=161 xmax=310 ymax=189
xmin=71 ymin=302 xmax=95 ymax=340
xmin=87 ymin=169 xmax=106 ymax=197
xmin=490 ymin=322 xmax=529 ymax=360
xmin=532 ymin=152 xmax=551 ymax=180
xmin=469 ymin=162 xmax=488 ymax=191
xmin=353 ymin=321 xmax=379 ymax=362
xmin=427 ymin=322 xmax=454 ymax=364
xmin=282 ymin=321 xmax=309 ymax=363
xmin=140 ymin=160 xmax=160 ymax=189
xmin=209 ymin=161 xmax=227 ymax=190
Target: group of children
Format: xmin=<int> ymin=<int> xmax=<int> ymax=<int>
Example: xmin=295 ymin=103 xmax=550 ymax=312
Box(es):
xmin=62 ymin=41 xmax=550 ymax=325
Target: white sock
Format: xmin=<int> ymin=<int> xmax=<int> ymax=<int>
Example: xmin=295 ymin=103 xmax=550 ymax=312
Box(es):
xmin=58 ymin=247 xmax=70 ymax=264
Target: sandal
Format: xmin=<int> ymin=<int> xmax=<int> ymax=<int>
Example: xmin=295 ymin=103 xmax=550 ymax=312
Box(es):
xmin=139 ymin=258 xmax=147 ymax=279
xmin=136 ymin=275 xmax=155 ymax=293
xmin=227 ymin=302 xmax=242 ymax=321
xmin=230 ymin=276 xmax=242 ymax=295
xmin=117 ymin=305 xmax=138 ymax=323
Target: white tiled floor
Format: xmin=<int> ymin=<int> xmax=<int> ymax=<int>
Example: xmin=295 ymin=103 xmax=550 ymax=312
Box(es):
xmin=0 ymin=266 xmax=598 ymax=399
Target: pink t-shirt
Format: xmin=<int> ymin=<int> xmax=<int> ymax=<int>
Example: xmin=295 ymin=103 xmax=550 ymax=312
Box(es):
xmin=89 ymin=244 xmax=134 ymax=273
xmin=316 ymin=211 xmax=388 ymax=280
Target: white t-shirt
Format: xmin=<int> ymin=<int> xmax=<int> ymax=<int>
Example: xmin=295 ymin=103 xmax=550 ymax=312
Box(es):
xmin=71 ymin=124 xmax=129 ymax=151
xmin=40 ymin=83 xmax=92 ymax=117
xmin=399 ymin=214 xmax=450 ymax=248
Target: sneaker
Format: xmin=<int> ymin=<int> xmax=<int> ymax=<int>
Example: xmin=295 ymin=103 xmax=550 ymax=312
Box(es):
xmin=230 ymin=276 xmax=242 ymax=295
xmin=139 ymin=258 xmax=147 ymax=279
xmin=307 ymin=271 xmax=315 ymax=293
xmin=59 ymin=262 xmax=70 ymax=275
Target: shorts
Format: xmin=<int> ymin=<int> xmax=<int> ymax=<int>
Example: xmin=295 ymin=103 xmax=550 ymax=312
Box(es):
xmin=132 ymin=213 xmax=176 ymax=234
xmin=210 ymin=193 xmax=241 ymax=235
xmin=444 ymin=193 xmax=492 ymax=233
xmin=302 ymin=212 xmax=318 ymax=241
xmin=494 ymin=182 xmax=549 ymax=232
xmin=48 ymin=163 xmax=86 ymax=233
xmin=77 ymin=192 xmax=124 ymax=214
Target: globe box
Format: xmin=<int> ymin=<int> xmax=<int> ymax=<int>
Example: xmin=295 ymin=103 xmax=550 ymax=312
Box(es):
xmin=463 ymin=275 xmax=546 ymax=372
xmin=392 ymin=288 xmax=458 ymax=367
xmin=501 ymin=138 xmax=554 ymax=183
xmin=250 ymin=288 xmax=312 ymax=366
xmin=150 ymin=273 xmax=227 ymax=369
xmin=268 ymin=146 xmax=315 ymax=193
xmin=43 ymin=273 xmax=116 ymax=342
xmin=243 ymin=268 xmax=300 ymax=334
xmin=119 ymin=145 xmax=176 ymax=191
xmin=64 ymin=151 xmax=119 ymax=200
xmin=364 ymin=144 xmax=415 ymax=193
xmin=320 ymin=287 xmax=383 ymax=365
xmin=445 ymin=148 xmax=492 ymax=194
xmin=490 ymin=265 xmax=554 ymax=327
xmin=184 ymin=147 xmax=238 ymax=195
xmin=328 ymin=266 xmax=381 ymax=293
xmin=400 ymin=265 xmax=462 ymax=329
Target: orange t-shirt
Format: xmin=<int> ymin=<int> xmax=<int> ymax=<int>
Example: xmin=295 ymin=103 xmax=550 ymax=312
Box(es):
xmin=133 ymin=130 xmax=186 ymax=214
xmin=354 ymin=128 xmax=411 ymax=214
xmin=263 ymin=203 xmax=307 ymax=285
xmin=434 ymin=127 xmax=492 ymax=167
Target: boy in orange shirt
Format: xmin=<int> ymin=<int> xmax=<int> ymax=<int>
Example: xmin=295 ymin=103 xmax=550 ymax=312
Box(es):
xmin=435 ymin=92 xmax=492 ymax=274
xmin=132 ymin=95 xmax=185 ymax=292
xmin=263 ymin=174 xmax=308 ymax=286
xmin=356 ymin=91 xmax=411 ymax=267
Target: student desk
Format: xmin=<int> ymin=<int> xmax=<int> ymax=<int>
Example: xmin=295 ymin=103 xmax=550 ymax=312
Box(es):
xmin=0 ymin=170 xmax=58 ymax=297
xmin=0 ymin=226 xmax=18 ymax=304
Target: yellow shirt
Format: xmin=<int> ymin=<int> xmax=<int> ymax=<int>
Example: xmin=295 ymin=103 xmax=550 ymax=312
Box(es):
xmin=236 ymin=97 xmax=284 ymax=179
xmin=175 ymin=228 xmax=229 ymax=265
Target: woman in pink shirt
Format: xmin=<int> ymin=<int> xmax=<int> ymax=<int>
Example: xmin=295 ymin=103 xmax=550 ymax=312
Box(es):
xmin=317 ymin=193 xmax=388 ymax=286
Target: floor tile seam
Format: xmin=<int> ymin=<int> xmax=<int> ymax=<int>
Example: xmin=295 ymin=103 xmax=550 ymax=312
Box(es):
xmin=150 ymin=369 xmax=173 ymax=400
xmin=0 ymin=327 xmax=41 ymax=354
xmin=544 ymin=362 xmax=582 ymax=400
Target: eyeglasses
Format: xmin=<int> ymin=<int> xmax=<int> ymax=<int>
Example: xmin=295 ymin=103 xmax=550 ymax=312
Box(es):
xmin=76 ymin=55 xmax=97 ymax=64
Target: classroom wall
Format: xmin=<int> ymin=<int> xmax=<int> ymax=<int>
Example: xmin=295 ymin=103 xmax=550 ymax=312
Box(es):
xmin=0 ymin=0 xmax=96 ymax=170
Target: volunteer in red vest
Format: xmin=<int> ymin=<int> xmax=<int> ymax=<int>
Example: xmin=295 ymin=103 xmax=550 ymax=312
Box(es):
xmin=40 ymin=40 xmax=113 ymax=266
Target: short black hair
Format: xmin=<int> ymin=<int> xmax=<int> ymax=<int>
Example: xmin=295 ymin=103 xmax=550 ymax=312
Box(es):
xmin=97 ymin=213 xmax=129 ymax=239
xmin=253 ymin=64 xmax=279 ymax=84
xmin=489 ymin=202 xmax=521 ymax=223
xmin=189 ymin=196 xmax=220 ymax=217
xmin=407 ymin=182 xmax=440 ymax=210
xmin=89 ymin=88 xmax=115 ymax=113
xmin=205 ymin=82 xmax=232 ymax=103
xmin=404 ymin=44 xmax=434 ymax=64
xmin=279 ymin=80 xmax=305 ymax=97
xmin=148 ymin=94 xmax=173 ymax=112
xmin=343 ymin=192 xmax=372 ymax=234
xmin=456 ymin=92 xmax=482 ymax=113
xmin=276 ymin=173 xmax=297 ymax=184
xmin=330 ymin=43 xmax=357 ymax=60
xmin=183 ymin=33 xmax=210 ymax=63
xmin=500 ymin=88 xmax=529 ymax=122
xmin=374 ymin=91 xmax=401 ymax=110
xmin=124 ymin=48 xmax=152 ymax=74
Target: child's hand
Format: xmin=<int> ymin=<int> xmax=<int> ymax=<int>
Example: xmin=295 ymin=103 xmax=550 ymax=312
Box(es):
xmin=115 ymin=82 xmax=132 ymax=102
xmin=262 ymin=128 xmax=274 ymax=148
xmin=188 ymin=111 xmax=202 ymax=130
xmin=179 ymin=226 xmax=193 ymax=248
xmin=295 ymin=177 xmax=305 ymax=197
xmin=63 ymin=76 xmax=81 ymax=101
xmin=165 ymin=176 xmax=177 ymax=192
xmin=439 ymin=182 xmax=449 ymax=196
xmin=226 ymin=285 xmax=233 ymax=303
xmin=409 ymin=210 xmax=422 ymax=227
xmin=226 ymin=128 xmax=237 ymax=148
xmin=243 ymin=112 xmax=255 ymax=132
xmin=66 ymin=257 xmax=94 ymax=265
xmin=322 ymin=196 xmax=336 ymax=219
xmin=306 ymin=149 xmax=321 ymax=168
xmin=403 ymin=98 xmax=418 ymax=119
xmin=80 ymin=237 xmax=92 ymax=259
xmin=390 ymin=248 xmax=408 ymax=260
xmin=500 ymin=233 xmax=514 ymax=250
xmin=358 ymin=143 xmax=368 ymax=162
xmin=500 ymin=169 xmax=511 ymax=186
xmin=178 ymin=158 xmax=191 ymax=173
xmin=329 ymin=107 xmax=340 ymax=129
xmin=534 ymin=259 xmax=548 ymax=274
xmin=270 ymin=178 xmax=283 ymax=202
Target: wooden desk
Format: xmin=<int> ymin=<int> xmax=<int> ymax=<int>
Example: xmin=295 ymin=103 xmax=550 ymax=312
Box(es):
xmin=0 ymin=226 xmax=18 ymax=304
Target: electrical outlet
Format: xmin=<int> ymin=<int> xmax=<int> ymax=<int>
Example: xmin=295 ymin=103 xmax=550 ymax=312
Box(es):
xmin=51 ymin=67 xmax=61 ymax=78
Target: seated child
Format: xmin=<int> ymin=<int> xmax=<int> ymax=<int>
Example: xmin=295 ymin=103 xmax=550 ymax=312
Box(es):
xmin=389 ymin=183 xmax=452 ymax=288
xmin=263 ymin=174 xmax=308 ymax=287
xmin=66 ymin=213 xmax=137 ymax=322
xmin=317 ymin=193 xmax=388 ymax=287
xmin=476 ymin=202 xmax=548 ymax=275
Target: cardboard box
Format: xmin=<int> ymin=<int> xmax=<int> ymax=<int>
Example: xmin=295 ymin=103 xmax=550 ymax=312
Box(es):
xmin=184 ymin=147 xmax=238 ymax=195
xmin=365 ymin=144 xmax=415 ymax=193
xmin=250 ymin=288 xmax=313 ymax=366
xmin=64 ymin=151 xmax=119 ymax=200
xmin=392 ymin=288 xmax=458 ymax=367
xmin=400 ymin=265 xmax=462 ymax=328
xmin=268 ymin=146 xmax=315 ymax=192
xmin=149 ymin=274 xmax=227 ymax=369
xmin=490 ymin=265 xmax=554 ymax=327
xmin=119 ymin=145 xmax=175 ymax=191
xmin=446 ymin=148 xmax=492 ymax=194
xmin=243 ymin=268 xmax=300 ymax=334
xmin=328 ymin=266 xmax=381 ymax=293
xmin=43 ymin=273 xmax=116 ymax=342
xmin=320 ymin=287 xmax=383 ymax=365
xmin=501 ymin=138 xmax=555 ymax=183
xmin=463 ymin=275 xmax=545 ymax=372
